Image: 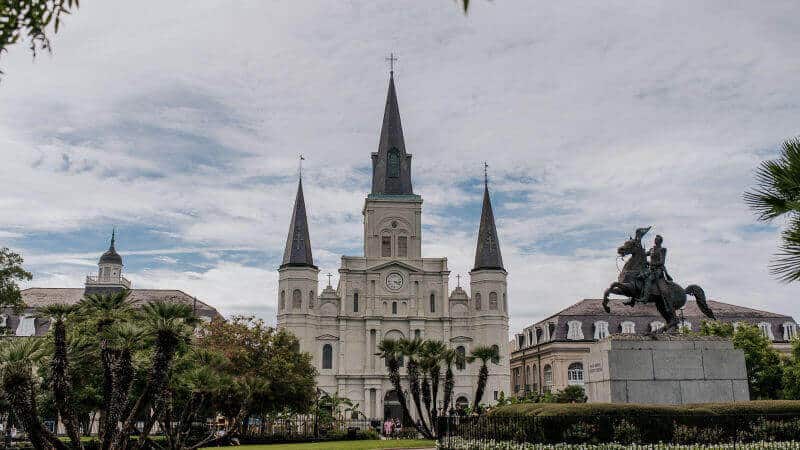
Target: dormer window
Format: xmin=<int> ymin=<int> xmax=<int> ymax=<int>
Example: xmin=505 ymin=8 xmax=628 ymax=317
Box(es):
xmin=783 ymin=322 xmax=797 ymax=341
xmin=758 ymin=322 xmax=775 ymax=341
xmin=621 ymin=321 xmax=636 ymax=334
xmin=387 ymin=148 xmax=401 ymax=178
xmin=593 ymin=321 xmax=609 ymax=340
xmin=566 ymin=321 xmax=584 ymax=340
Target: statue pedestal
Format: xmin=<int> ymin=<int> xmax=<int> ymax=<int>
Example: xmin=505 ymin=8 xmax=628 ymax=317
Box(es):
xmin=584 ymin=335 xmax=750 ymax=404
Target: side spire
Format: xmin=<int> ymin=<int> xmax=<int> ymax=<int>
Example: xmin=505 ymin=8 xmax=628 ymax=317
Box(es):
xmin=281 ymin=177 xmax=316 ymax=269
xmin=473 ymin=164 xmax=504 ymax=271
xmin=371 ymin=68 xmax=413 ymax=195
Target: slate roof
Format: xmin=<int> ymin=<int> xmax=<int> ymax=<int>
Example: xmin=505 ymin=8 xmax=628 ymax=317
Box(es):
xmin=472 ymin=183 xmax=504 ymax=271
xmin=281 ymin=178 xmax=316 ymax=269
xmin=370 ymin=72 xmax=414 ymax=196
xmin=20 ymin=288 xmax=219 ymax=316
xmin=518 ymin=298 xmax=798 ymax=346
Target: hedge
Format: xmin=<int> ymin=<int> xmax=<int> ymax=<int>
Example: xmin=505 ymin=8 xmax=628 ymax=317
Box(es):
xmin=488 ymin=401 xmax=800 ymax=418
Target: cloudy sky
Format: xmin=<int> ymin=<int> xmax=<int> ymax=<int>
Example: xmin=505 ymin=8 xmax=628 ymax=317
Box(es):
xmin=2 ymin=1 xmax=799 ymax=334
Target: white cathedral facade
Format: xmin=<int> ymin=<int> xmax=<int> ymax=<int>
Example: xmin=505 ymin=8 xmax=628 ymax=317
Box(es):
xmin=276 ymin=72 xmax=510 ymax=421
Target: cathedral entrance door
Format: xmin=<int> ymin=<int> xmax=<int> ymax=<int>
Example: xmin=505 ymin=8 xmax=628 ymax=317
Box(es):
xmin=383 ymin=390 xmax=404 ymax=425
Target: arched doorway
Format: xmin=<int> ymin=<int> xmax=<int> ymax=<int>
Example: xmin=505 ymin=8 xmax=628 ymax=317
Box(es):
xmin=383 ymin=390 xmax=403 ymax=423
xmin=455 ymin=396 xmax=469 ymax=415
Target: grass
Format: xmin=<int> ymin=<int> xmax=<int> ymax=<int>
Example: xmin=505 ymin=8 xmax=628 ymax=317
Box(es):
xmin=203 ymin=440 xmax=435 ymax=450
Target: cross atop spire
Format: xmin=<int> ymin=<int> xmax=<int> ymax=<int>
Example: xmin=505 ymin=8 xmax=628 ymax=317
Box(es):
xmin=299 ymin=154 xmax=305 ymax=180
xmin=385 ymin=52 xmax=398 ymax=74
xmin=326 ymin=272 xmax=333 ymax=287
xmin=484 ymin=161 xmax=489 ymax=188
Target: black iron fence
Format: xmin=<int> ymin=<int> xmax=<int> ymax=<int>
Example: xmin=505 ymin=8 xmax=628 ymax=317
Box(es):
xmin=436 ymin=414 xmax=800 ymax=448
xmin=236 ymin=416 xmax=377 ymax=444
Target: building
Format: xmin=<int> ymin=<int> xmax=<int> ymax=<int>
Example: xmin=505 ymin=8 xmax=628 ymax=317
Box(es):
xmin=276 ymin=71 xmax=511 ymax=420
xmin=510 ymin=298 xmax=798 ymax=396
xmin=6 ymin=231 xmax=220 ymax=337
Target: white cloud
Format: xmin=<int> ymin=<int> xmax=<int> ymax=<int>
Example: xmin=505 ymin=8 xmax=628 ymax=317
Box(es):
xmin=3 ymin=0 xmax=800 ymax=336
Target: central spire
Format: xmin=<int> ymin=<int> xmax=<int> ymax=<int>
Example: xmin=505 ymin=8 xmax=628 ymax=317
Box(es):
xmin=371 ymin=71 xmax=413 ymax=196
xmin=281 ymin=177 xmax=316 ymax=269
xmin=473 ymin=167 xmax=505 ymax=271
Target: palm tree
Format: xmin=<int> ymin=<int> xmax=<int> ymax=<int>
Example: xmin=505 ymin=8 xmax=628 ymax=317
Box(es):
xmin=744 ymin=137 xmax=800 ymax=282
xmin=36 ymin=303 xmax=83 ymax=450
xmin=420 ymin=340 xmax=445 ymax=425
xmin=441 ymin=347 xmax=464 ymax=415
xmin=467 ymin=345 xmax=500 ymax=412
xmin=0 ymin=338 xmax=67 ymax=450
xmin=399 ymin=338 xmax=433 ymax=438
xmin=78 ymin=290 xmax=131 ymax=443
xmin=117 ymin=301 xmax=198 ymax=450
xmin=375 ymin=339 xmax=415 ymax=432
xmin=101 ymin=322 xmax=144 ymax=450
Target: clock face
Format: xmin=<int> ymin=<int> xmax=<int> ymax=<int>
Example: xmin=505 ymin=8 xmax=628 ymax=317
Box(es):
xmin=386 ymin=273 xmax=404 ymax=291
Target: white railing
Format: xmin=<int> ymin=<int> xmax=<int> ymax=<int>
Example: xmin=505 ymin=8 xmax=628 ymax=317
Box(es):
xmin=85 ymin=275 xmax=131 ymax=288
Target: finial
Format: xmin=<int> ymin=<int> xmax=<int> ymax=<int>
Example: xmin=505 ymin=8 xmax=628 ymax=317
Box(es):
xmin=110 ymin=227 xmax=116 ymax=249
xmin=385 ymin=52 xmax=398 ymax=75
xmin=299 ymin=154 xmax=305 ymax=180
xmin=326 ymin=272 xmax=333 ymax=287
xmin=484 ymin=161 xmax=489 ymax=189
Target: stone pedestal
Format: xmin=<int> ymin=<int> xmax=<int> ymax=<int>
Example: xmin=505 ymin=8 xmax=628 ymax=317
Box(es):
xmin=585 ymin=334 xmax=750 ymax=404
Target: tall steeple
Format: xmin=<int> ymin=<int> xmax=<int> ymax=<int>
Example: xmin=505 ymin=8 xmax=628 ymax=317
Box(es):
xmin=371 ymin=71 xmax=413 ymax=196
xmin=281 ymin=177 xmax=316 ymax=268
xmin=473 ymin=167 xmax=504 ymax=271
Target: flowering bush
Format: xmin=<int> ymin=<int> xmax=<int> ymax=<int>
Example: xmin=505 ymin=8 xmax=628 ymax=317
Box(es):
xmin=438 ymin=437 xmax=800 ymax=449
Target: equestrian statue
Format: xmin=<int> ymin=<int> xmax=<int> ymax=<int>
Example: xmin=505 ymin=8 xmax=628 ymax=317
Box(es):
xmin=602 ymin=227 xmax=715 ymax=333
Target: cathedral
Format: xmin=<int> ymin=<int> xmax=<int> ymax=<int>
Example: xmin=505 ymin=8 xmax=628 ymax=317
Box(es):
xmin=276 ymin=72 xmax=510 ymax=420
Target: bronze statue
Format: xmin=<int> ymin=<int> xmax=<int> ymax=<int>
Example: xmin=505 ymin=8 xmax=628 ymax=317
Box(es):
xmin=602 ymin=227 xmax=715 ymax=332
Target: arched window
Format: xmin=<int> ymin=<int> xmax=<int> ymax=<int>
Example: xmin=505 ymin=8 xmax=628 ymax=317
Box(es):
xmin=475 ymin=293 xmax=482 ymax=310
xmin=489 ymin=292 xmax=498 ymax=310
xmin=503 ymin=292 xmax=507 ymax=311
xmin=430 ymin=293 xmax=436 ymax=313
xmin=292 ymin=289 xmax=302 ymax=309
xmin=308 ymin=291 xmax=315 ymax=309
xmin=456 ymin=346 xmax=466 ymax=370
xmin=491 ymin=344 xmax=499 ymax=362
xmin=353 ymin=292 xmax=359 ymax=313
xmin=455 ymin=396 xmax=469 ymax=411
xmin=543 ymin=364 xmax=553 ymax=389
xmin=397 ymin=236 xmax=408 ymax=257
xmin=381 ymin=235 xmax=392 ymax=257
xmin=517 ymin=334 xmax=524 ymax=349
xmin=414 ymin=329 xmax=421 ymax=339
xmin=279 ymin=290 xmax=286 ymax=310
xmin=392 ymin=301 xmax=398 ymax=315
xmin=387 ymin=148 xmax=401 ymax=178
xmin=567 ymin=362 xmax=584 ymax=386
xmin=322 ymin=344 xmax=333 ymax=369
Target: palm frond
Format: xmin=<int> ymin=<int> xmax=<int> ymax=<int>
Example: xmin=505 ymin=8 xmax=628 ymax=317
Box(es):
xmin=770 ymin=214 xmax=800 ymax=283
xmin=744 ymin=137 xmax=800 ymax=221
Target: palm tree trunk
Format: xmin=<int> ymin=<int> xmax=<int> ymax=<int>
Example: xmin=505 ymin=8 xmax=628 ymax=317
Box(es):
xmin=472 ymin=363 xmax=489 ymax=412
xmin=420 ymin=374 xmax=432 ymax=425
xmin=103 ymin=349 xmax=134 ymax=450
xmin=405 ymin=359 xmax=432 ymax=438
xmin=386 ymin=358 xmax=423 ymax=438
xmin=3 ymin=373 xmax=69 ymax=450
xmin=50 ymin=319 xmax=84 ymax=450
xmin=442 ymin=366 xmax=454 ymax=414
xmin=99 ymin=339 xmax=114 ymax=443
xmin=429 ymin=366 xmax=440 ymax=426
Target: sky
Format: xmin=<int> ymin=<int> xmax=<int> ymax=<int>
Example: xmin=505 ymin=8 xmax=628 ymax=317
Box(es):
xmin=1 ymin=1 xmax=799 ymax=335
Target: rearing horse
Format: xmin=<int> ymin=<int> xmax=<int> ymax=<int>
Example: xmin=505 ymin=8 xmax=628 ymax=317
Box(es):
xmin=602 ymin=230 xmax=715 ymax=332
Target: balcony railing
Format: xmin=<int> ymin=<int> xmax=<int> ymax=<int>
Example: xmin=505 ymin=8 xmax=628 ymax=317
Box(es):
xmin=85 ymin=275 xmax=131 ymax=288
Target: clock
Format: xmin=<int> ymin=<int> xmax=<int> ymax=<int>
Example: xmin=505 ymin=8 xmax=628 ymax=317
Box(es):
xmin=386 ymin=273 xmax=404 ymax=291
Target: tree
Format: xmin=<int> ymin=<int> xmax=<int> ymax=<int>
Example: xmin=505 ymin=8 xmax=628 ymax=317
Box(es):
xmin=441 ymin=346 xmax=465 ymax=415
xmin=399 ymin=338 xmax=432 ymax=438
xmin=0 ymin=247 xmax=31 ymax=311
xmin=35 ymin=303 xmax=83 ymax=450
xmin=700 ymin=321 xmax=785 ymax=399
xmin=782 ymin=338 xmax=800 ymax=400
xmin=0 ymin=338 xmax=67 ymax=450
xmin=744 ymin=137 xmax=800 ymax=282
xmin=467 ymin=345 xmax=500 ymax=411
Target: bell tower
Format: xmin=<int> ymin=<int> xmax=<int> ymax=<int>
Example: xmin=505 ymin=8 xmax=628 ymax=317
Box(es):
xmin=363 ymin=71 xmax=422 ymax=260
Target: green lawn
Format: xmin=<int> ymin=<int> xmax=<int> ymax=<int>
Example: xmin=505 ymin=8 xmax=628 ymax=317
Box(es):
xmin=204 ymin=440 xmax=435 ymax=450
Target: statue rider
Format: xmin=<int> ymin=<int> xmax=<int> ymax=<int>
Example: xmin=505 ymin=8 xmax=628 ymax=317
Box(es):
xmin=637 ymin=234 xmax=672 ymax=304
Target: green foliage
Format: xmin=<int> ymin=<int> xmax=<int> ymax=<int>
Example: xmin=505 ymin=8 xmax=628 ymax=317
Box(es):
xmin=489 ymin=400 xmax=800 ymax=418
xmin=554 ymin=385 xmax=587 ymax=403
xmin=0 ymin=0 xmax=79 ymax=76
xmin=0 ymin=247 xmax=32 ymax=311
xmin=699 ymin=321 xmax=785 ymax=399
xmin=781 ymin=338 xmax=800 ymax=400
xmin=744 ymin=136 xmax=800 ymax=282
